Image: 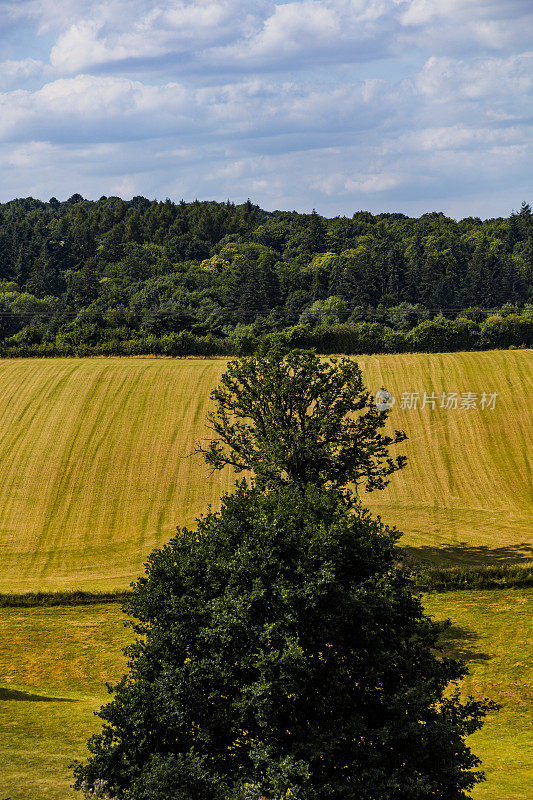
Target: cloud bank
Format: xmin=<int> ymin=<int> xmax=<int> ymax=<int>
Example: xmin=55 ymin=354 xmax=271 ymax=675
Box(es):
xmin=0 ymin=0 xmax=531 ymax=216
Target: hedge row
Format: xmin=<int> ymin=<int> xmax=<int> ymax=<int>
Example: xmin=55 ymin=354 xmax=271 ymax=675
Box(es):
xmin=415 ymin=562 xmax=533 ymax=592
xmin=2 ymin=564 xmax=531 ymax=607
xmin=1 ymin=312 xmax=532 ymax=358
xmin=0 ymin=590 xmax=131 ymax=607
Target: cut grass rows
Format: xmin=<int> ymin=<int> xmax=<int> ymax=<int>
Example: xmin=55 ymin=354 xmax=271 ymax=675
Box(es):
xmin=0 ymin=352 xmax=531 ymax=592
xmin=0 ymin=353 xmax=531 ymax=798
xmin=0 ymin=591 xmax=531 ymax=800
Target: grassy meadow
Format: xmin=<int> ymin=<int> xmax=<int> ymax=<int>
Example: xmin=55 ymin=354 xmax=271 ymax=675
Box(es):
xmin=0 ymin=603 xmax=130 ymax=800
xmin=0 ymin=351 xmax=531 ymax=593
xmin=0 ymin=352 xmax=531 ymax=799
xmin=0 ymin=591 xmax=530 ymax=800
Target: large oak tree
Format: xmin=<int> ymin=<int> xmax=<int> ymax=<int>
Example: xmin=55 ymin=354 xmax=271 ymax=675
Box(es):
xmin=73 ymin=347 xmax=493 ymax=800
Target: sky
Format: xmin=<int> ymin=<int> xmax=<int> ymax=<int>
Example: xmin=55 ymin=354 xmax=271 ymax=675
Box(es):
xmin=0 ymin=0 xmax=531 ymax=218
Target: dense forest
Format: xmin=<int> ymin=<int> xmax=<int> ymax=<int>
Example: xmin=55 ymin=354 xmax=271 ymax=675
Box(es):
xmin=0 ymin=195 xmax=532 ymax=356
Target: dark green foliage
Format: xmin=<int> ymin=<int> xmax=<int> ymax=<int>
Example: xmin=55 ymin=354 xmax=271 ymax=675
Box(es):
xmin=2 ymin=564 xmax=531 ymax=610
xmin=197 ymin=346 xmax=406 ymax=492
xmin=0 ymin=196 xmax=532 ymax=357
xmin=72 ymin=484 xmax=493 ymax=800
xmin=0 ymin=590 xmax=131 ymax=607
xmin=2 ymin=564 xmax=531 ymax=608
xmin=415 ymin=563 xmax=533 ymax=592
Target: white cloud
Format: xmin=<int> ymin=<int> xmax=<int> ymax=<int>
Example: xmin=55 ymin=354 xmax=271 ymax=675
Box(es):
xmin=0 ymin=59 xmax=45 ymax=88
xmin=313 ymin=170 xmax=404 ymax=196
xmin=50 ymin=22 xmax=123 ymax=72
xmin=223 ymin=1 xmax=341 ymax=59
xmin=401 ymin=0 xmax=531 ymax=26
xmin=0 ymin=0 xmax=531 ymax=217
xmin=0 ymin=75 xmax=194 ymax=142
xmin=404 ymin=124 xmax=527 ymax=153
xmin=0 ymin=73 xmax=396 ymax=144
xmin=400 ymin=0 xmax=533 ymax=52
xmin=47 ymin=1 xmax=270 ymax=72
xmin=412 ymin=53 xmax=533 ymax=134
xmin=3 ymin=0 xmax=530 ymax=77
xmin=7 ymin=141 xmax=59 ymax=169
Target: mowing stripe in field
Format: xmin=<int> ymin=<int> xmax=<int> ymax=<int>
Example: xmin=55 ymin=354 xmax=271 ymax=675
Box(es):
xmin=357 ymin=351 xmax=533 ymax=566
xmin=0 ymin=352 xmax=531 ymax=591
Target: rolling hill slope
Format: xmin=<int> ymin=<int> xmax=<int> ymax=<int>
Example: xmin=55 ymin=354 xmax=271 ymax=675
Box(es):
xmin=0 ymin=351 xmax=531 ymax=592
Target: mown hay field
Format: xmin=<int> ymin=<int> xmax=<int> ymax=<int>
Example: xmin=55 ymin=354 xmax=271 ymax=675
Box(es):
xmin=0 ymin=351 xmax=531 ymax=592
xmin=0 ymin=590 xmax=531 ymax=800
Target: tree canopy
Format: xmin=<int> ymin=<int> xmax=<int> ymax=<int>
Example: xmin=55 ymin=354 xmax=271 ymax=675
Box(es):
xmin=73 ymin=347 xmax=493 ymax=800
xmin=72 ymin=484 xmax=493 ymax=800
xmin=197 ymin=345 xmax=407 ymax=492
xmin=0 ymin=196 xmax=532 ymax=356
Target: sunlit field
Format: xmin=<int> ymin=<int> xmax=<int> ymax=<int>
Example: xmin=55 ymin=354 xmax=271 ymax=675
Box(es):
xmin=0 ymin=352 xmax=531 ymax=592
xmin=0 ymin=352 xmax=531 ymax=799
xmin=0 ymin=604 xmax=130 ymax=800
xmin=426 ymin=590 xmax=533 ymax=800
xmin=0 ymin=591 xmax=531 ymax=800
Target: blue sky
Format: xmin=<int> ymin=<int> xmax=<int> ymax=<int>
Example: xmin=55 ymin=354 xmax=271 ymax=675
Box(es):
xmin=0 ymin=0 xmax=531 ymax=217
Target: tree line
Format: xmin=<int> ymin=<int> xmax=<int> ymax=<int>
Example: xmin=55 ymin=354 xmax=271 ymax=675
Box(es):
xmin=0 ymin=195 xmax=532 ymax=355
xmin=0 ymin=311 xmax=531 ymax=358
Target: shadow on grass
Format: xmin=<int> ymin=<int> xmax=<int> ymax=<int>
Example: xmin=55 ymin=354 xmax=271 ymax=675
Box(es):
xmin=0 ymin=686 xmax=78 ymax=702
xmin=401 ymin=542 xmax=533 ymax=569
xmin=438 ymin=625 xmax=492 ymax=664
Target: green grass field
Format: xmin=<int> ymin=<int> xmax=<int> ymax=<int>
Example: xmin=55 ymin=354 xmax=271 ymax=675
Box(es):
xmin=0 ymin=351 xmax=531 ymax=592
xmin=0 ymin=591 xmax=530 ymax=800
xmin=0 ymin=603 xmax=130 ymax=800
xmin=0 ymin=353 xmax=531 ymax=798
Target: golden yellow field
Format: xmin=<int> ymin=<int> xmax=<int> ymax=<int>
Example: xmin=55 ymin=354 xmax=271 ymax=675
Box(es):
xmin=0 ymin=352 xmax=531 ymax=592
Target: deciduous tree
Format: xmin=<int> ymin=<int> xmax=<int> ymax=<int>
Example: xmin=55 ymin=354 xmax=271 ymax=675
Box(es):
xmin=196 ymin=345 xmax=407 ymax=492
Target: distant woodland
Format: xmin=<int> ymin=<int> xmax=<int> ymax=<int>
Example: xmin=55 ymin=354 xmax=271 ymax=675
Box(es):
xmin=0 ymin=195 xmax=532 ymax=356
